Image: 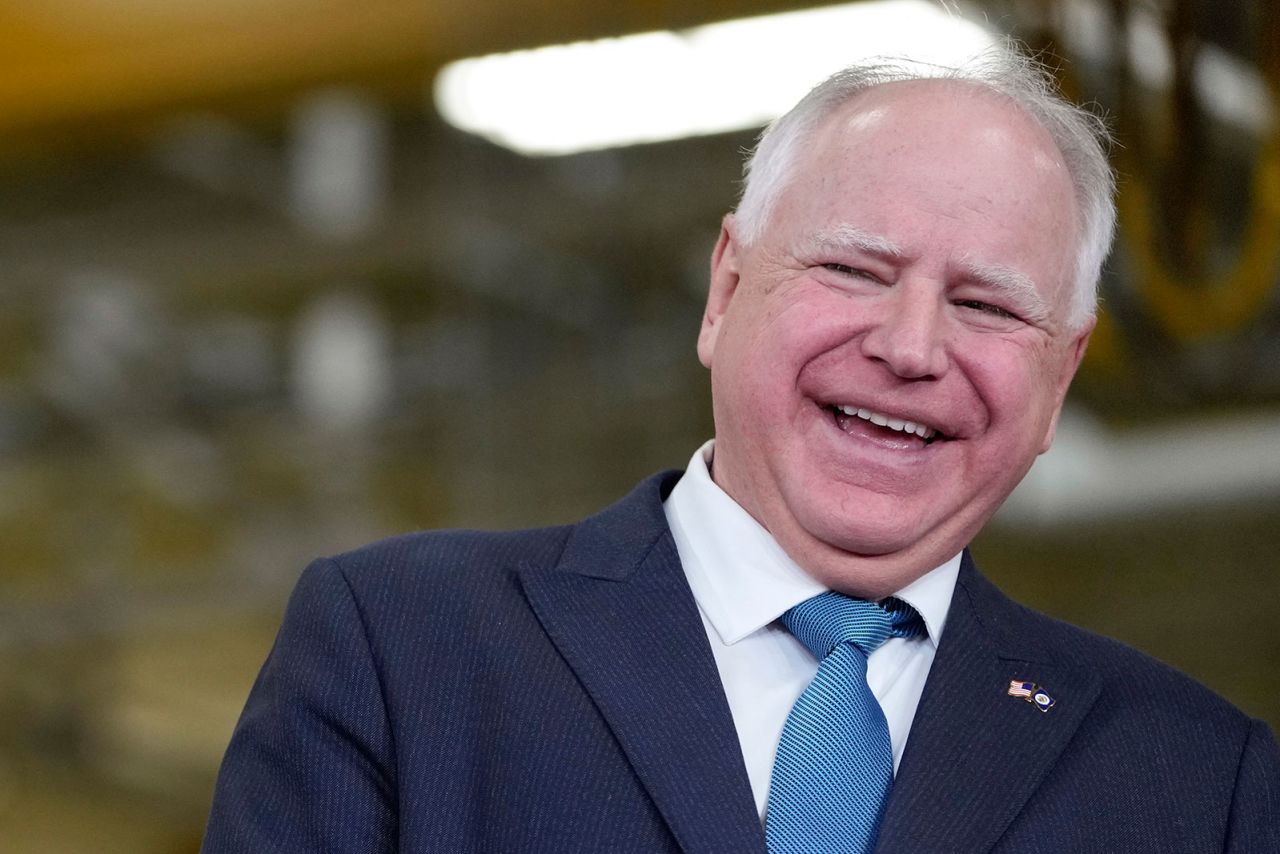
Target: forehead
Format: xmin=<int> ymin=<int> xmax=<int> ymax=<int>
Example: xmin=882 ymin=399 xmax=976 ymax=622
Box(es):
xmin=813 ymin=78 xmax=1060 ymax=152
xmin=801 ymin=80 xmax=1074 ymax=199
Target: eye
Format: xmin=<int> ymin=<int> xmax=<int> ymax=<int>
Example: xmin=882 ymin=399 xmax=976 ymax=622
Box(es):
xmin=954 ymin=298 xmax=1018 ymax=321
xmin=821 ymin=262 xmax=881 ymax=282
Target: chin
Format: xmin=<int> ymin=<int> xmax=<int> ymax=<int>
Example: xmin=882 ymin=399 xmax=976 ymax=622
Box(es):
xmin=798 ymin=548 xmax=917 ymax=601
xmin=787 ymin=510 xmax=919 ymax=560
xmin=788 ymin=493 xmax=934 ymax=557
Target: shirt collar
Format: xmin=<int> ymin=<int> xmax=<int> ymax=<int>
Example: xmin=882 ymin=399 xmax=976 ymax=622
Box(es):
xmin=663 ymin=440 xmax=959 ymax=647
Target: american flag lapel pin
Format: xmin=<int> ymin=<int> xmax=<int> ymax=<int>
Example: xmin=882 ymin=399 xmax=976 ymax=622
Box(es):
xmin=1008 ymin=679 xmax=1055 ymax=712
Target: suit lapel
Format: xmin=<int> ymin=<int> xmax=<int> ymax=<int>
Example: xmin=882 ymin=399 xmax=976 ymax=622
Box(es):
xmin=876 ymin=554 xmax=1102 ymax=853
xmin=519 ymin=473 xmax=765 ymax=854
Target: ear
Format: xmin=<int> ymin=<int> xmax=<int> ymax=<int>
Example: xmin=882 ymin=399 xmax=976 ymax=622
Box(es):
xmin=698 ymin=214 xmax=742 ymax=369
xmin=1038 ymin=316 xmax=1095 ymax=453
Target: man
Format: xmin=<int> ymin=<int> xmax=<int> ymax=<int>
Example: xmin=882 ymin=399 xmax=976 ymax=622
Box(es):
xmin=203 ymin=46 xmax=1280 ymax=853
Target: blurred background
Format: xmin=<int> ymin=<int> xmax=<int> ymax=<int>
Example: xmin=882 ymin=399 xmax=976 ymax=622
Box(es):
xmin=0 ymin=0 xmax=1277 ymax=850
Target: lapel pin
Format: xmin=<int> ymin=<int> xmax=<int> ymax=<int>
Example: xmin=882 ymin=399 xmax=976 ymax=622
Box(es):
xmin=1008 ymin=679 xmax=1055 ymax=712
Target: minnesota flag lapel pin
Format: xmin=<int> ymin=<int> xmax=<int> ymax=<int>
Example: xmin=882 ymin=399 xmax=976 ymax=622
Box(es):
xmin=1008 ymin=679 xmax=1056 ymax=712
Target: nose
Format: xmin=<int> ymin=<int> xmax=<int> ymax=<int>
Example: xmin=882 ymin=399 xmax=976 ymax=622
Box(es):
xmin=859 ymin=283 xmax=949 ymax=380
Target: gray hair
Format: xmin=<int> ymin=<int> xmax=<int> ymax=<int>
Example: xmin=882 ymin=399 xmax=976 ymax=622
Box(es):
xmin=733 ymin=45 xmax=1116 ymax=329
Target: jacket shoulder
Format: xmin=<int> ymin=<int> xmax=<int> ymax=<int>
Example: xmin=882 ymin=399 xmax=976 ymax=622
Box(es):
xmin=300 ymin=470 xmax=681 ymax=631
xmin=329 ymin=524 xmax=575 ymax=587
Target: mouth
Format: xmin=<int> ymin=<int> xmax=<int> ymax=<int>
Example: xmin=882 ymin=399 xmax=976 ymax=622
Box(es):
xmin=825 ymin=404 xmax=946 ymax=445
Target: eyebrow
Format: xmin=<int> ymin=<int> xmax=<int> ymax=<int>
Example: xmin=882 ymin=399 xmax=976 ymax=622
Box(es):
xmin=808 ymin=225 xmax=1054 ymax=325
xmin=959 ymin=259 xmax=1051 ymax=324
xmin=807 ymin=225 xmax=904 ymax=260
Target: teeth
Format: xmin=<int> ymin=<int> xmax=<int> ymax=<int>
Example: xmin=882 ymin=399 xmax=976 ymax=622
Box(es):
xmin=836 ymin=405 xmax=938 ymax=440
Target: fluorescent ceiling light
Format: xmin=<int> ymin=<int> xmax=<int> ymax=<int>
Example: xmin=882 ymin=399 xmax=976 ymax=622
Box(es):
xmin=434 ymin=1 xmax=997 ymax=156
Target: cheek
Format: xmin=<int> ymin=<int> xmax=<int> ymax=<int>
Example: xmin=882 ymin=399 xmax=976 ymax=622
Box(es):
xmin=972 ymin=345 xmax=1069 ymax=433
xmin=767 ymin=286 xmax=873 ymax=358
xmin=719 ymin=289 xmax=819 ymax=370
xmin=713 ymin=296 xmax=843 ymax=433
xmin=955 ymin=336 xmax=1036 ymax=394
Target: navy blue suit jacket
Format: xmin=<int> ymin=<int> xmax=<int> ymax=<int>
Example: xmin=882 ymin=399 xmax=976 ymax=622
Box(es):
xmin=203 ymin=471 xmax=1280 ymax=852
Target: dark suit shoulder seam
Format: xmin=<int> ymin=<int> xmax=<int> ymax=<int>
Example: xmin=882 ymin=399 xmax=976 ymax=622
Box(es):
xmin=315 ymin=555 xmax=400 ymax=792
xmin=954 ymin=570 xmax=996 ymax=636
xmin=637 ymin=526 xmax=673 ymax=565
xmin=1223 ymin=717 xmax=1271 ymax=849
xmin=546 ymin=522 xmax=576 ymax=567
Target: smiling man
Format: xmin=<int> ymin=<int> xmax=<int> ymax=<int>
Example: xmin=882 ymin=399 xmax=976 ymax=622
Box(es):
xmin=204 ymin=46 xmax=1280 ymax=854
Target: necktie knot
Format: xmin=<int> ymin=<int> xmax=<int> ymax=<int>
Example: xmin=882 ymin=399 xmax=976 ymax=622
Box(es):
xmin=781 ymin=591 xmax=924 ymax=661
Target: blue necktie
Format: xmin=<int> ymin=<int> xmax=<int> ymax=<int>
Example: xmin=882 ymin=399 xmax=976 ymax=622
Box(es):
xmin=765 ymin=592 xmax=925 ymax=854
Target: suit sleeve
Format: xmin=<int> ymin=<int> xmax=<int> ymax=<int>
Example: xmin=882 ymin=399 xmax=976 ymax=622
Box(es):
xmin=1224 ymin=718 xmax=1280 ymax=852
xmin=202 ymin=558 xmax=397 ymax=853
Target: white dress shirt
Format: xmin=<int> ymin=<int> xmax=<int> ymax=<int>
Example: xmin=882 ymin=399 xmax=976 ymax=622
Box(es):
xmin=662 ymin=441 xmax=961 ymax=820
